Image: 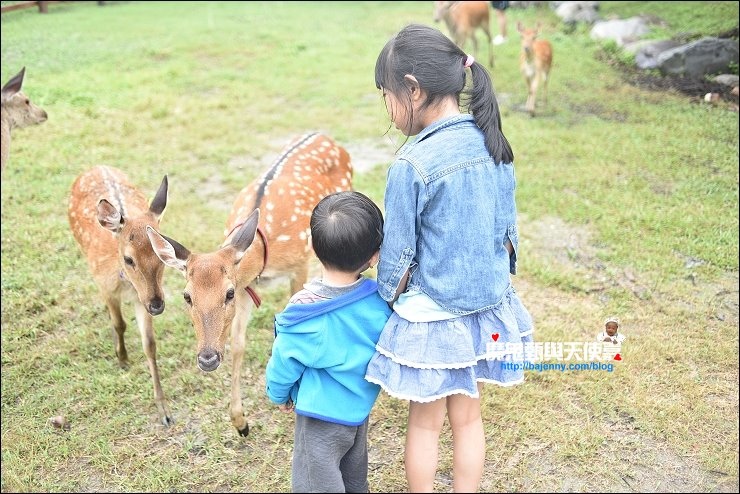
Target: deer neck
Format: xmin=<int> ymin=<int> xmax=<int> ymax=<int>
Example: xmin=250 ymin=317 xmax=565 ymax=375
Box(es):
xmin=1 ymin=109 xmax=10 ymax=170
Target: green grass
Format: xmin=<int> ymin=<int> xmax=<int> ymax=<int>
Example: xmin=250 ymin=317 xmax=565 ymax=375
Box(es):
xmin=2 ymin=1 xmax=738 ymax=492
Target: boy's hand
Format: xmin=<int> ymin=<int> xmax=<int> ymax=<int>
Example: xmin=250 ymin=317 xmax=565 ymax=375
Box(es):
xmin=278 ymin=399 xmax=295 ymax=413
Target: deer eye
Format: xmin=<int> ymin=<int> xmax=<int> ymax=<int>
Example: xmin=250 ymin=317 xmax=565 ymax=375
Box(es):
xmin=183 ymin=292 xmax=192 ymax=305
xmin=225 ymin=288 xmax=235 ymax=302
xmin=25 ymin=99 xmax=30 ymax=105
xmin=123 ymin=256 xmax=134 ymax=267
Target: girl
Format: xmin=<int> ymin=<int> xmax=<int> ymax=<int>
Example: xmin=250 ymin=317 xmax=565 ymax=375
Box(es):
xmin=365 ymin=24 xmax=534 ymax=492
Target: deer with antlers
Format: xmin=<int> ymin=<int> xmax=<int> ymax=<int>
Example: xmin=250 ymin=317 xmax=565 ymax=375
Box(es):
xmin=517 ymin=21 xmax=553 ymax=116
xmin=1 ymin=67 xmax=48 ymax=172
xmin=434 ymin=1 xmax=494 ymax=67
xmin=68 ymin=166 xmax=174 ymax=427
xmin=146 ymin=132 xmax=353 ymax=436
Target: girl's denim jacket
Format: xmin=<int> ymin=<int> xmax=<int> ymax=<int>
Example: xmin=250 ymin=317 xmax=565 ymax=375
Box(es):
xmin=377 ymin=114 xmax=519 ymax=315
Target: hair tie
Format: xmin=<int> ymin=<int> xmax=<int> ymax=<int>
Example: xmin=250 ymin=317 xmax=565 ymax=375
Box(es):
xmin=464 ymin=55 xmax=474 ymax=68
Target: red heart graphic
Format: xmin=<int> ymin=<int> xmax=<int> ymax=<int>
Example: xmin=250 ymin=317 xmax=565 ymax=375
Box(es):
xmin=491 ymin=333 xmax=500 ymax=341
xmin=614 ymin=353 xmax=622 ymax=361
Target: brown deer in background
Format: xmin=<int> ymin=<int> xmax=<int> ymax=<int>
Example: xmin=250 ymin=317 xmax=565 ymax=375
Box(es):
xmin=68 ymin=166 xmax=174 ymax=427
xmin=517 ymin=21 xmax=553 ymax=116
xmin=146 ymin=132 xmax=353 ymax=436
xmin=434 ymin=1 xmax=494 ymax=67
xmin=1 ymin=67 xmax=48 ymax=172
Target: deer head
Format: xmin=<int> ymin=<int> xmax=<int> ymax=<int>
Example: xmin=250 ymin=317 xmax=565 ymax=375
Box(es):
xmin=147 ymin=209 xmax=259 ymax=371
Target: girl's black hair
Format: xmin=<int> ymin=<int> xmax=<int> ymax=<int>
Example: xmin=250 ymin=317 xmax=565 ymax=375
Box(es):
xmin=310 ymin=191 xmax=384 ymax=272
xmin=375 ymin=23 xmax=513 ymax=164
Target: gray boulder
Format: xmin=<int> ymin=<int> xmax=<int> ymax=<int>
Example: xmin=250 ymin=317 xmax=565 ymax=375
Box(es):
xmin=713 ymin=74 xmax=739 ymax=87
xmin=632 ymin=40 xmax=683 ymax=69
xmin=656 ymin=37 xmax=740 ymax=79
xmin=554 ymin=1 xmax=600 ymax=24
xmin=590 ymin=17 xmax=651 ymax=46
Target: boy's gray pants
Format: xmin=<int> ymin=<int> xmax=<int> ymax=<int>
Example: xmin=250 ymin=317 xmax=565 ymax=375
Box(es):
xmin=292 ymin=414 xmax=370 ymax=493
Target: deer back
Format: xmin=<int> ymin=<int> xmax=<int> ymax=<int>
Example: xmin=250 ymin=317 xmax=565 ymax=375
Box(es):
xmin=434 ymin=1 xmax=489 ymax=38
xmin=225 ymin=132 xmax=353 ymax=286
xmin=68 ymin=166 xmax=169 ymax=314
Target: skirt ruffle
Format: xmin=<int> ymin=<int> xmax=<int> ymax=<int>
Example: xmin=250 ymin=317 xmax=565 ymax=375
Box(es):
xmin=365 ymin=285 xmax=533 ymax=403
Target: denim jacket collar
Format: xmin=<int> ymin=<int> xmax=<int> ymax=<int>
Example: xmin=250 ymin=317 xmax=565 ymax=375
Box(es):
xmin=400 ymin=114 xmax=475 ymax=156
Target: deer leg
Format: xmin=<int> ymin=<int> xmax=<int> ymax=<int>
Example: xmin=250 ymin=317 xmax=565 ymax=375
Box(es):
xmin=134 ymin=301 xmax=173 ymax=427
xmin=104 ymin=296 xmax=128 ymax=368
xmin=527 ymin=76 xmax=540 ymax=115
xmin=471 ymin=35 xmax=480 ymax=67
xmin=229 ymin=289 xmax=253 ymax=436
xmin=542 ymin=72 xmax=549 ymax=106
xmin=483 ymin=27 xmax=494 ymax=67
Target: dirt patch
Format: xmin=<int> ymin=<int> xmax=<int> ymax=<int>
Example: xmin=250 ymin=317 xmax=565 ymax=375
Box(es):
xmin=343 ymin=137 xmax=398 ymax=173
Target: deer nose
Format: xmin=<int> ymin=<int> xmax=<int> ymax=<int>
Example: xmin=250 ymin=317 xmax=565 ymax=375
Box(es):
xmin=148 ymin=298 xmax=164 ymax=316
xmin=198 ymin=349 xmax=221 ymax=372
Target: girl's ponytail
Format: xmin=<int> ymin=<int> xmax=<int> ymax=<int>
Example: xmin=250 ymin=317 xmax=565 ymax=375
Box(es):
xmin=466 ymin=63 xmax=514 ymax=164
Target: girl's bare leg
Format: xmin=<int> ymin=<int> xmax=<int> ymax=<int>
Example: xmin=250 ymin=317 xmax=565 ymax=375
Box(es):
xmin=447 ymin=384 xmax=485 ymax=492
xmin=405 ymin=398 xmax=447 ymax=492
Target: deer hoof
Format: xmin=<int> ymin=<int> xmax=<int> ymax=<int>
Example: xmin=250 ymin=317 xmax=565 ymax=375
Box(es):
xmin=161 ymin=415 xmax=175 ymax=428
xmin=238 ymin=423 xmax=250 ymax=437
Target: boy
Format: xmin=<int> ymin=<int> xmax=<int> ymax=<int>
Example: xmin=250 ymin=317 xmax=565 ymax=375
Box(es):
xmin=265 ymin=190 xmax=391 ymax=493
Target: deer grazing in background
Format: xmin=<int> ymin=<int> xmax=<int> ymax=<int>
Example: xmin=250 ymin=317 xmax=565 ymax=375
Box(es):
xmin=146 ymin=132 xmax=353 ymax=437
xmin=434 ymin=1 xmax=494 ymax=67
xmin=517 ymin=21 xmax=553 ymax=116
xmin=1 ymin=67 xmax=48 ymax=172
xmin=68 ymin=166 xmax=174 ymax=427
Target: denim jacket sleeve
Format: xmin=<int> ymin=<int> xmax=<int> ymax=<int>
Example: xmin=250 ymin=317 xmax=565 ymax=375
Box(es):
xmin=377 ymin=159 xmax=426 ymax=302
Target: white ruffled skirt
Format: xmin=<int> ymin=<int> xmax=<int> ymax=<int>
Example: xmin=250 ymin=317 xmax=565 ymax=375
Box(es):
xmin=365 ymin=285 xmax=533 ymax=403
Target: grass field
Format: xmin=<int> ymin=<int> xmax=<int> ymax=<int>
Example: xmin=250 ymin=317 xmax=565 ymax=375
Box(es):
xmin=2 ymin=1 xmax=738 ymax=492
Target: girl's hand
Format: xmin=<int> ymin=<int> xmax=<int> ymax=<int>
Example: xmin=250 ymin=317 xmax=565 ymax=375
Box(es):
xmin=278 ymin=400 xmax=295 ymax=413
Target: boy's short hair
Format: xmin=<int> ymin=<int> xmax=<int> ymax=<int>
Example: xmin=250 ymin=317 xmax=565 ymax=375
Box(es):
xmin=310 ymin=191 xmax=384 ymax=272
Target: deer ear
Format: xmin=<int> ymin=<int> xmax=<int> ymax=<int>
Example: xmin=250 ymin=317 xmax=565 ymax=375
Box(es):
xmin=1 ymin=67 xmax=25 ymax=100
xmin=230 ymin=209 xmax=260 ymax=264
xmin=146 ymin=225 xmax=189 ymax=274
xmin=149 ymin=175 xmax=168 ymax=220
xmin=97 ymin=199 xmax=124 ymax=233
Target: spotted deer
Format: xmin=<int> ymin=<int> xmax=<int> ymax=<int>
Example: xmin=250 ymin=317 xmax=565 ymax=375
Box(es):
xmin=434 ymin=1 xmax=494 ymax=67
xmin=146 ymin=132 xmax=353 ymax=436
xmin=68 ymin=166 xmax=173 ymax=427
xmin=1 ymin=67 xmax=48 ymax=172
xmin=517 ymin=21 xmax=553 ymax=116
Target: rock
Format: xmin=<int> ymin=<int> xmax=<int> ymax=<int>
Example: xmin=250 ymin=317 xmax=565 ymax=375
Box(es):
xmin=656 ymin=37 xmax=739 ymax=79
xmin=632 ymin=39 xmax=682 ymax=69
xmin=590 ymin=17 xmax=651 ymax=46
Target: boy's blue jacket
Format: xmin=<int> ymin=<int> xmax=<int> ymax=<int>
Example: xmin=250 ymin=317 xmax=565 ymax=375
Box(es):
xmin=265 ymin=278 xmax=391 ymax=426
